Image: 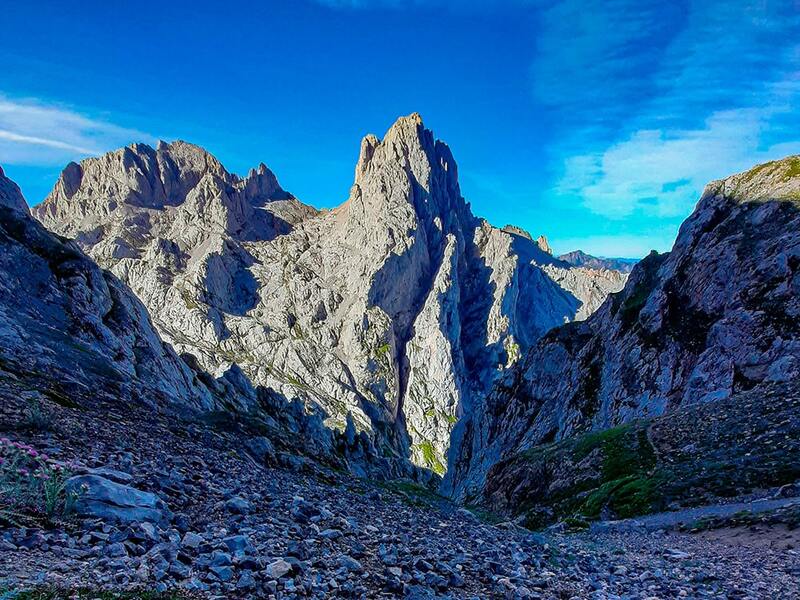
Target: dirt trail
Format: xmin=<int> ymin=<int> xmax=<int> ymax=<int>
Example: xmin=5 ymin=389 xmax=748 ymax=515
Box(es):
xmin=589 ymin=496 xmax=800 ymax=533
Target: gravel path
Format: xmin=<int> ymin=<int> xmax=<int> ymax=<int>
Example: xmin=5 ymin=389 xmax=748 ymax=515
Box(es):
xmin=590 ymin=497 xmax=800 ymax=534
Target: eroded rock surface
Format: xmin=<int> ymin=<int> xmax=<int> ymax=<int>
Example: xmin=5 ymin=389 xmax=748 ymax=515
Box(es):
xmin=0 ymin=172 xmax=217 ymax=412
xmin=33 ymin=114 xmax=626 ymax=473
xmin=0 ymin=169 xmax=425 ymax=482
xmin=446 ymin=156 xmax=800 ymax=501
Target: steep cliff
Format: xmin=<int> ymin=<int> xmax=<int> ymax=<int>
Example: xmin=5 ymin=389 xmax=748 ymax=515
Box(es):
xmin=0 ymin=171 xmax=218 ymax=412
xmin=446 ymin=156 xmax=800 ymax=501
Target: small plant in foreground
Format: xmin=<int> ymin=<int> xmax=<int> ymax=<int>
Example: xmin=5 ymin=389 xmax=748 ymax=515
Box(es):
xmin=0 ymin=438 xmax=79 ymax=527
xmin=21 ymin=398 xmax=53 ymax=432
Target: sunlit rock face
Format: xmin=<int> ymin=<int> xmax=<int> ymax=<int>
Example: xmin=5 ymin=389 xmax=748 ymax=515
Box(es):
xmin=445 ymin=156 xmax=800 ymax=500
xmin=34 ymin=114 xmax=625 ymax=474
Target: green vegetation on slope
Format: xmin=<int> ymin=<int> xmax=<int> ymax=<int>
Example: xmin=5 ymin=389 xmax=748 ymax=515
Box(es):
xmin=415 ymin=440 xmax=446 ymax=476
xmin=492 ymin=383 xmax=800 ymax=530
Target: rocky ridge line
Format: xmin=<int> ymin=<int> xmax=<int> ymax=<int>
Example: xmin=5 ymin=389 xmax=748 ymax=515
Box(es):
xmin=33 ymin=114 xmax=627 ymax=475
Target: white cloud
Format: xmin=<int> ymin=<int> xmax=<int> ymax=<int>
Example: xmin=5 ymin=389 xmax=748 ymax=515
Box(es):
xmin=558 ymin=97 xmax=800 ymax=219
xmin=541 ymin=0 xmax=800 ymax=220
xmin=0 ymin=94 xmax=153 ymax=166
xmin=529 ymin=0 xmax=670 ymax=127
xmin=0 ymin=130 xmax=97 ymax=154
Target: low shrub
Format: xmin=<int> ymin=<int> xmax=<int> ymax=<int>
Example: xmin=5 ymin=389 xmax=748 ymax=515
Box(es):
xmin=21 ymin=398 xmax=53 ymax=432
xmin=0 ymin=439 xmax=78 ymax=527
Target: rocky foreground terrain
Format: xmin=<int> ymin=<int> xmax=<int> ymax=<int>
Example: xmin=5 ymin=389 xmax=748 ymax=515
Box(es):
xmin=1 ymin=383 xmax=798 ymax=600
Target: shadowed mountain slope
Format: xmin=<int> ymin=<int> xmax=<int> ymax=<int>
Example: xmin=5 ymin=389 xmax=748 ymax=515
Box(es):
xmin=446 ymin=156 xmax=800 ymax=503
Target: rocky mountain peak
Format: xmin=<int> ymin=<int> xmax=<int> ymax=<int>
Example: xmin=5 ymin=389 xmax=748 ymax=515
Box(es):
xmin=242 ymin=161 xmax=286 ymax=205
xmin=0 ymin=166 xmax=30 ymax=214
xmin=536 ymin=235 xmax=553 ymax=255
xmin=28 ymin=114 xmax=626 ymax=477
xmin=501 ymin=225 xmax=532 ymax=240
xmin=33 ymin=141 xmax=312 ymax=250
xmin=346 ymin=113 xmax=466 ymax=243
xmin=714 ymin=155 xmax=800 ymax=203
xmin=558 ymin=249 xmax=638 ymax=273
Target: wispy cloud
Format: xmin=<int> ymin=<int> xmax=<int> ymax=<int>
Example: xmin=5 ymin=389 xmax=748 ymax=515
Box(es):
xmin=0 ymin=94 xmax=153 ymax=166
xmin=530 ymin=0 xmax=681 ymax=133
xmin=537 ymin=0 xmax=800 ymax=220
xmin=559 ymin=102 xmax=800 ymax=219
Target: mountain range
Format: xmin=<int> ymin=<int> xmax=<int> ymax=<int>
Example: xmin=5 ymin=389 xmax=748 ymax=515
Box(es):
xmin=31 ymin=114 xmax=626 ymax=476
xmin=1 ymin=115 xmax=799 ymax=598
xmin=558 ymin=250 xmax=638 ymax=273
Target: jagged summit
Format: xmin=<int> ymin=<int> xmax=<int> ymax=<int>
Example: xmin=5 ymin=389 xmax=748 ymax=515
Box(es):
xmin=34 ymin=140 xmax=298 ymax=230
xmin=501 ymin=224 xmax=532 ymax=240
xmin=28 ymin=115 xmax=626 ymax=475
xmin=350 ymin=113 xmax=464 ymax=223
xmin=33 ymin=140 xmax=317 ymax=259
xmin=535 ymin=235 xmax=552 ymax=255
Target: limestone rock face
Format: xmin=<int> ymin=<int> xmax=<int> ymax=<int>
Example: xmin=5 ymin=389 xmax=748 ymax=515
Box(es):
xmin=0 ymin=166 xmax=29 ymax=214
xmin=445 ymin=156 xmax=800 ymax=500
xmin=0 ymin=171 xmax=217 ymax=411
xmin=33 ymin=115 xmax=625 ymax=473
xmin=1 ymin=168 xmax=426 ymax=481
xmin=535 ymin=235 xmax=552 ymax=255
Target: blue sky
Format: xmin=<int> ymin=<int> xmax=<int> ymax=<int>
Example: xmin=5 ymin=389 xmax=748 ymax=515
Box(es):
xmin=1 ymin=0 xmax=799 ymax=257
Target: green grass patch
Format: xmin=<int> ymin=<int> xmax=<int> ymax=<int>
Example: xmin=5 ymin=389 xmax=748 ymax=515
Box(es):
xmin=464 ymin=505 xmax=505 ymax=525
xmin=783 ymin=158 xmax=800 ymax=181
xmin=179 ymin=288 xmax=199 ymax=310
xmin=376 ymin=480 xmax=444 ymax=509
xmin=415 ymin=440 xmax=446 ymax=476
xmin=516 ymin=422 xmax=661 ymax=526
xmin=423 ymin=409 xmax=458 ymax=425
xmin=573 ymin=424 xmax=656 ymax=480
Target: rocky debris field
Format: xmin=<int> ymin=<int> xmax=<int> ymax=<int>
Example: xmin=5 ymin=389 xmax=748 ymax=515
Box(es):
xmin=1 ymin=384 xmax=798 ymax=600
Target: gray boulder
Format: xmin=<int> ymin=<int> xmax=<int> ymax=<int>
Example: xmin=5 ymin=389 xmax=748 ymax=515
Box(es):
xmin=67 ymin=474 xmax=172 ymax=525
xmin=245 ymin=436 xmax=275 ymax=463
